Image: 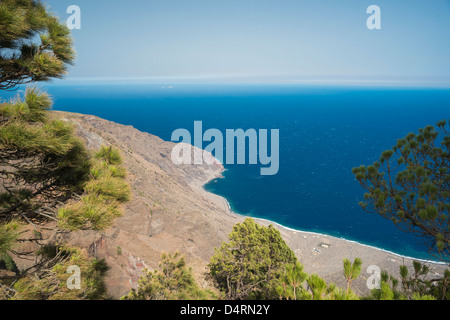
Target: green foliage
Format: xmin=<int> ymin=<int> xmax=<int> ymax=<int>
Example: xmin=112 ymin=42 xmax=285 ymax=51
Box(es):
xmin=0 ymin=2 xmax=126 ymax=300
xmin=306 ymin=274 xmax=329 ymax=300
xmin=84 ymin=175 xmax=130 ymax=203
xmin=0 ymin=220 xmax=21 ymax=256
xmin=90 ymin=159 xmax=127 ymax=179
xmin=0 ymin=89 xmax=91 ymax=226
xmin=352 ymin=120 xmax=450 ymax=263
xmin=276 ymin=261 xmax=361 ymax=300
xmin=121 ymin=252 xmax=216 ymax=300
xmin=0 ymin=90 xmax=129 ymax=298
xmin=343 ymin=257 xmax=362 ymax=294
xmin=58 ymin=146 xmax=130 ymax=231
xmin=277 ymin=262 xmax=308 ymax=300
xmin=0 ymin=87 xmax=51 ymax=122
xmin=0 ymin=0 xmax=75 ymax=90
xmin=208 ymin=218 xmax=298 ymax=300
xmin=57 ymin=194 xmax=121 ymax=231
xmin=9 ymin=246 xmax=109 ymax=300
xmin=0 ymin=253 xmax=18 ymax=274
xmin=367 ymin=262 xmax=449 ymax=300
xmin=0 ymin=220 xmax=21 ymax=281
xmin=304 ymin=273 xmax=359 ymax=300
xmin=209 ymin=219 xmax=364 ymax=300
xmin=95 ymin=146 xmax=123 ymax=165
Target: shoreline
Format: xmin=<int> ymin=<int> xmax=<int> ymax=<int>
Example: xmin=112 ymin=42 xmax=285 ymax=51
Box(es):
xmin=59 ymin=111 xmax=447 ymax=297
xmin=202 ymin=170 xmax=446 ymax=266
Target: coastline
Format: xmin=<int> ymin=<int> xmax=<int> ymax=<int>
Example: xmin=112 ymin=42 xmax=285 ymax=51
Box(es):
xmin=202 ymin=170 xmax=445 ymax=266
xmin=54 ymin=111 xmax=447 ymax=297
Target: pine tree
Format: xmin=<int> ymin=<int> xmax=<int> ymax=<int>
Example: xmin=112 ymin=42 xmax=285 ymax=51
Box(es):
xmin=122 ymin=252 xmax=216 ymax=300
xmin=343 ymin=257 xmax=362 ymax=294
xmin=366 ymin=265 xmax=450 ymax=300
xmin=283 ymin=262 xmax=307 ymax=300
xmin=0 ymin=0 xmax=75 ymax=90
xmin=0 ymin=0 xmax=131 ymax=300
xmin=352 ymin=120 xmax=450 ymax=263
xmin=0 ymin=88 xmax=91 ymax=230
xmin=10 ymin=246 xmax=109 ymax=300
xmin=208 ymin=218 xmax=298 ymax=300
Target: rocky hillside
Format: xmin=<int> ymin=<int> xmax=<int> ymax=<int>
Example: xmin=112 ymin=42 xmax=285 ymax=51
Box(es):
xmin=11 ymin=111 xmax=447 ymax=298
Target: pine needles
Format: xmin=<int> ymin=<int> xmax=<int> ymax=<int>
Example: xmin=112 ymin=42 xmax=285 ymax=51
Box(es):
xmin=57 ymin=146 xmax=130 ymax=231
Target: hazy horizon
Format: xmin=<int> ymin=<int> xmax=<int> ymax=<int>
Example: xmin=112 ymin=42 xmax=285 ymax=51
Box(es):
xmin=45 ymin=0 xmax=450 ymax=86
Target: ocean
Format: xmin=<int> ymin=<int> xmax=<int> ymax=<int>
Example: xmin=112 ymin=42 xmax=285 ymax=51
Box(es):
xmin=3 ymin=83 xmax=449 ymax=261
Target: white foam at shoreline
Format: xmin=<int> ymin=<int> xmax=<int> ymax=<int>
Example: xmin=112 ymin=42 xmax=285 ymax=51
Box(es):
xmin=203 ymin=170 xmax=446 ymax=266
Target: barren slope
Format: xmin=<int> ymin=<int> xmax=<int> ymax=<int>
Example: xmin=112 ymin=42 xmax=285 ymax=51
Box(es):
xmin=12 ymin=111 xmax=447 ymax=298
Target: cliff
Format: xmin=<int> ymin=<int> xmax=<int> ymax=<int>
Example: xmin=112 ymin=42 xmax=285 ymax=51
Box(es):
xmin=11 ymin=111 xmax=447 ymax=298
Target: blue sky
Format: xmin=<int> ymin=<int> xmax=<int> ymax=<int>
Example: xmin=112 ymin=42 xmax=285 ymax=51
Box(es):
xmin=45 ymin=0 xmax=450 ymax=85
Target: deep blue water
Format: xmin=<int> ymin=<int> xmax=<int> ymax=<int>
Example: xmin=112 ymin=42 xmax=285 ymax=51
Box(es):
xmin=2 ymin=83 xmax=449 ymax=261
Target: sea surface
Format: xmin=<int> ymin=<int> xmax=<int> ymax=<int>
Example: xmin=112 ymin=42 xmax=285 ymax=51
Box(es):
xmin=3 ymin=83 xmax=449 ymax=261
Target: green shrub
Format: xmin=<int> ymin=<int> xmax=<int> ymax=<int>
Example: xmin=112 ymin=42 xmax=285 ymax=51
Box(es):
xmin=58 ymin=195 xmax=121 ymax=231
xmin=57 ymin=146 xmax=130 ymax=231
xmin=208 ymin=218 xmax=298 ymax=300
xmin=0 ymin=220 xmax=22 ymax=256
xmin=95 ymin=145 xmax=123 ymax=165
xmin=84 ymin=176 xmax=130 ymax=202
xmin=11 ymin=246 xmax=109 ymax=300
xmin=122 ymin=252 xmax=216 ymax=300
